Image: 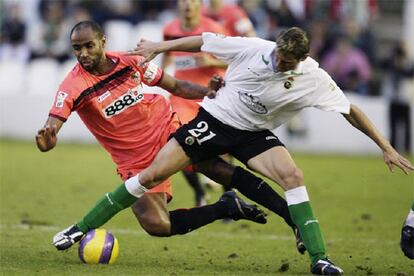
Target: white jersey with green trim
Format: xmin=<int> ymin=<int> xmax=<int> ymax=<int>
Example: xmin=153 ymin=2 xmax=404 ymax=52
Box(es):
xmin=200 ymin=32 xmax=351 ymax=131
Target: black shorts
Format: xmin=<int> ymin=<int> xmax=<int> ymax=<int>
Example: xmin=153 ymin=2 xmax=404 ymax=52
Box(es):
xmin=173 ymin=108 xmax=285 ymax=165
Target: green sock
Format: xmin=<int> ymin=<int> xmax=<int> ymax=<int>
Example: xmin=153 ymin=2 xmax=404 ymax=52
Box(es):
xmin=289 ymin=201 xmax=326 ymax=264
xmin=285 ymin=186 xmax=327 ymax=264
xmin=411 ymin=202 xmax=414 ymax=211
xmin=76 ymin=183 xmax=137 ymax=233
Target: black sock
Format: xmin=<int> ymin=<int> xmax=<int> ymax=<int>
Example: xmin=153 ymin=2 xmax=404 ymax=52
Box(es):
xmin=169 ymin=202 xmax=227 ymax=235
xmin=183 ymin=171 xmax=205 ymax=204
xmin=231 ymin=166 xmax=294 ymax=227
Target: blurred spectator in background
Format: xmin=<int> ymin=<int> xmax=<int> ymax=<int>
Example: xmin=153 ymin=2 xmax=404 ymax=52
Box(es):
xmin=141 ymin=0 xmax=176 ymax=21
xmin=341 ymin=17 xmax=376 ymax=65
xmin=28 ymin=1 xmax=72 ymax=62
xmin=71 ymin=4 xmax=92 ymax=23
xmin=104 ymin=0 xmax=142 ymax=24
xmin=321 ymin=35 xmax=371 ymax=95
xmin=77 ymin=0 xmax=112 ymax=24
xmin=382 ymin=42 xmax=414 ymax=153
xmin=307 ymin=19 xmax=330 ymax=61
xmin=0 ymin=2 xmax=30 ymax=62
xmin=238 ymin=0 xmax=268 ymax=38
xmin=264 ymin=0 xmax=304 ymax=39
xmin=203 ymin=0 xmax=256 ymax=37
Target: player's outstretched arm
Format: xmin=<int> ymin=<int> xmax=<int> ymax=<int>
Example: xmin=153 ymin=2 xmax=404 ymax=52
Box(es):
xmin=343 ymin=104 xmax=414 ymax=174
xmin=35 ymin=116 xmax=64 ymax=152
xmin=128 ymin=36 xmax=203 ymax=65
xmin=157 ymin=72 xmax=217 ymax=100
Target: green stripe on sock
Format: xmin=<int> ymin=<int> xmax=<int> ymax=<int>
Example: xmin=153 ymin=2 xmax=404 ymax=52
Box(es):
xmin=288 ymin=201 xmax=326 ymax=264
xmin=76 ymin=183 xmax=137 ymax=233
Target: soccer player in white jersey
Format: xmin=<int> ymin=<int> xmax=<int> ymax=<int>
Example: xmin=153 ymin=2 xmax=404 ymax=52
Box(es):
xmin=124 ymin=27 xmax=413 ymax=275
xmin=401 ymin=201 xmax=414 ymax=259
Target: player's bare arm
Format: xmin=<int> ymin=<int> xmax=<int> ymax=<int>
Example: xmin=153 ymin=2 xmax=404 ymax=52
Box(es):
xmin=130 ymin=36 xmax=203 ymax=65
xmin=161 ymin=52 xmax=174 ymax=69
xmin=157 ymin=72 xmax=217 ymax=100
xmin=343 ymin=104 xmax=414 ymax=174
xmin=194 ymin=54 xmax=227 ymax=69
xmin=35 ymin=116 xmax=64 ymax=152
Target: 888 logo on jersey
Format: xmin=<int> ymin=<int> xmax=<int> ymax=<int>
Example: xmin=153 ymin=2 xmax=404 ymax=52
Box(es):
xmin=103 ymin=86 xmax=144 ymax=118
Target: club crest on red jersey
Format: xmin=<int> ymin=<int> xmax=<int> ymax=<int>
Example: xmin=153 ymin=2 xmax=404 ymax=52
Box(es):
xmin=55 ymin=91 xmax=68 ymax=108
xmin=131 ymin=72 xmax=141 ymax=84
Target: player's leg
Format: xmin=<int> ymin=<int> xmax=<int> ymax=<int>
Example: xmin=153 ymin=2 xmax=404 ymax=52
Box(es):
xmin=53 ymin=178 xmax=266 ymax=250
xmin=182 ymin=169 xmax=207 ymax=206
xmin=172 ymin=98 xmax=208 ymax=207
xmin=219 ymin=154 xmax=233 ymax=192
xmin=194 ymin=157 xmax=306 ymax=254
xmin=137 ymin=138 xmax=192 ymax=189
xmin=131 ymin=191 xmax=266 ymax=237
xmin=52 ymin=182 xmax=137 ymax=250
xmin=401 ymin=201 xmax=414 ymax=259
xmin=53 ymin=140 xmax=190 ymax=250
xmin=390 ymin=102 xmax=398 ymax=148
xmin=247 ymin=146 xmax=342 ymax=275
xmin=195 ymin=157 xmax=293 ymax=226
xmin=402 ymin=103 xmax=411 ymax=152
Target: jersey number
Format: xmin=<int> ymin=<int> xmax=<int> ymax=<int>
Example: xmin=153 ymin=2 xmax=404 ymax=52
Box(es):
xmin=188 ymin=121 xmax=216 ymax=145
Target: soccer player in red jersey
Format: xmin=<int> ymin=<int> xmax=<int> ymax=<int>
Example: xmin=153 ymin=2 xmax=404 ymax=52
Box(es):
xmin=162 ymin=0 xmax=229 ymax=206
xmin=39 ymin=21 xmax=303 ymax=253
xmin=203 ymin=0 xmax=256 ymax=37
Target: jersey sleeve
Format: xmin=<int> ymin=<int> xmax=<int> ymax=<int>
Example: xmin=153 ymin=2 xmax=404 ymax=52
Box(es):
xmin=48 ymin=80 xmax=77 ymax=122
xmin=201 ymin=32 xmax=267 ymax=63
xmin=129 ymin=55 xmax=164 ymax=86
xmin=312 ymin=68 xmax=351 ymax=114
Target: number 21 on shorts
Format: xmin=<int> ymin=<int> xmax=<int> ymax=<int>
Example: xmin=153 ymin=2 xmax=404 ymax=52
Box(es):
xmin=187 ymin=121 xmax=216 ymax=145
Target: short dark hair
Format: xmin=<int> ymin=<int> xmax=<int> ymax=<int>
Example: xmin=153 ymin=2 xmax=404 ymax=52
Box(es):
xmin=70 ymin=20 xmax=104 ymax=39
xmin=276 ymin=27 xmax=309 ymax=60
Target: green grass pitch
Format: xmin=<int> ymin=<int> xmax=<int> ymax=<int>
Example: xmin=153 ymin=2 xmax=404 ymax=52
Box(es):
xmin=0 ymin=139 xmax=413 ymax=275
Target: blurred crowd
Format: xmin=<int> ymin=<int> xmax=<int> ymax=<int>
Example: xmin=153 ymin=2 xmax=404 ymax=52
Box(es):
xmin=0 ymin=0 xmax=413 ymax=151
xmin=0 ymin=0 xmax=402 ymax=92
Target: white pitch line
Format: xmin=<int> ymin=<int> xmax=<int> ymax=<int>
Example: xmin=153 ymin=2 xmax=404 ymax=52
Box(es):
xmin=0 ymin=223 xmax=398 ymax=245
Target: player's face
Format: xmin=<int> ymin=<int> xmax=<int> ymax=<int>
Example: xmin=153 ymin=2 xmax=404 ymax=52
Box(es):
xmin=178 ymin=0 xmax=201 ymax=20
xmin=275 ymin=50 xmax=302 ymax=72
xmin=71 ymin=27 xmax=106 ymax=72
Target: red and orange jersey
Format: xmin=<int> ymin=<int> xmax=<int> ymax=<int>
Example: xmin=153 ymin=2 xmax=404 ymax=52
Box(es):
xmin=163 ymin=16 xmax=227 ymax=86
xmin=163 ymin=16 xmax=227 ymax=123
xmin=202 ymin=4 xmax=254 ymax=37
xmin=49 ymin=52 xmax=178 ymax=172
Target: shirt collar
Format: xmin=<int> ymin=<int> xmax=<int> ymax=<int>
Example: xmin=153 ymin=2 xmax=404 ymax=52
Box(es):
xmin=282 ymin=62 xmax=303 ymax=76
xmin=270 ymin=49 xmax=278 ymax=72
xmin=271 ymin=48 xmax=304 ymax=75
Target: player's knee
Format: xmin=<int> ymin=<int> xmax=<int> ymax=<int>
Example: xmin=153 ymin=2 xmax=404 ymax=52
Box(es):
xmin=140 ymin=215 xmax=171 ymax=237
xmin=281 ymin=168 xmax=304 ymax=190
xmin=140 ymin=168 xmax=166 ymax=187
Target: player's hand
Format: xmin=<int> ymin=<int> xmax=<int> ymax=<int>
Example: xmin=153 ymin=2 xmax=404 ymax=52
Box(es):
xmin=35 ymin=125 xmax=58 ymax=152
xmin=127 ymin=39 xmax=159 ymax=66
xmin=383 ymin=148 xmax=414 ymax=174
xmin=208 ymin=75 xmax=225 ymax=92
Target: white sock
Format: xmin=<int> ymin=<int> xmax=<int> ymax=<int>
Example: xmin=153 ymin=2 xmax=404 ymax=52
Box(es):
xmin=406 ymin=210 xmax=414 ymax=228
xmin=284 ymin=186 xmax=310 ymax=206
xmin=125 ymin=174 xmax=148 ymax=198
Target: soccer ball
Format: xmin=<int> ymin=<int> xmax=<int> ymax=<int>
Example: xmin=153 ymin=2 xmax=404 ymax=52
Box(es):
xmin=78 ymin=229 xmax=119 ymax=264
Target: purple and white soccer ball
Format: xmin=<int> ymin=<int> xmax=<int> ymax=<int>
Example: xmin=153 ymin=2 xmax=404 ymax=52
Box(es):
xmin=78 ymin=229 xmax=119 ymax=264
